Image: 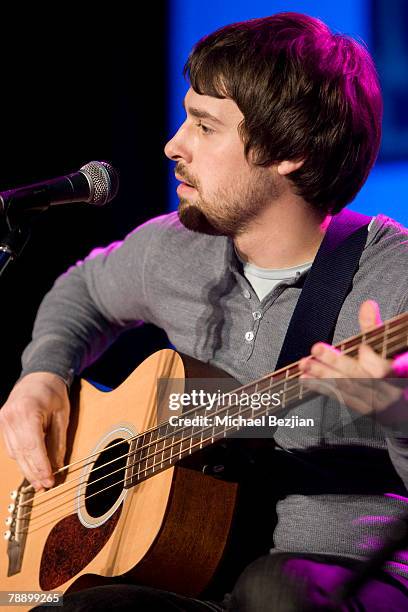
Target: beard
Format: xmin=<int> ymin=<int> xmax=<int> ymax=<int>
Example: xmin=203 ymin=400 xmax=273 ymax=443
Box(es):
xmin=177 ymin=200 xmax=221 ymax=235
xmin=177 ymin=165 xmax=282 ymax=237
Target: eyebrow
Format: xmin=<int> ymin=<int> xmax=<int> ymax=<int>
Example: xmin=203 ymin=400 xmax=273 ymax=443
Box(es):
xmin=183 ymin=99 xmax=225 ymax=126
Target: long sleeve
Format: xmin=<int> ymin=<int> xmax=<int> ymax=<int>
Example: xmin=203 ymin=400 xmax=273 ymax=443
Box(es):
xmin=386 ymin=436 xmax=408 ymax=491
xmin=20 ymin=217 xmax=163 ymax=385
xmin=384 ymin=389 xmax=408 ymax=491
xmin=384 ymin=292 xmax=408 ymax=490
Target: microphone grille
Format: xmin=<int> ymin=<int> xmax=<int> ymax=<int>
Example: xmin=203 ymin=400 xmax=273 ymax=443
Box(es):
xmin=80 ymin=161 xmax=119 ymax=206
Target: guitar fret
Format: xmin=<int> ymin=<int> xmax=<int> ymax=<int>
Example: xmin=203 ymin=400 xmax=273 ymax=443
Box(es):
xmin=189 ymin=421 xmax=193 ymax=454
xmin=158 ymin=432 xmax=176 ymax=468
xmin=135 ymin=434 xmax=142 ymax=480
xmin=282 ymin=369 xmax=289 ymax=410
xmin=225 ymin=400 xmax=231 ymax=437
xmin=253 ymin=381 xmax=259 ymax=418
xmin=199 ymin=423 xmax=203 ymax=449
xmin=125 ymin=435 xmax=140 ymax=487
xmin=143 ymin=431 xmax=153 ymax=476
xmin=298 ymin=373 xmax=303 ymax=401
xmin=381 ymin=324 xmax=387 ymax=358
xmin=152 ymin=432 xmax=158 ymax=473
xmin=131 ymin=433 xmax=151 ymax=482
xmin=266 ymin=377 xmax=272 ymax=416
xmin=159 ymin=423 xmax=168 ymax=469
xmin=169 ymin=430 xmax=174 ymax=464
xmin=177 ymin=422 xmax=184 ymax=460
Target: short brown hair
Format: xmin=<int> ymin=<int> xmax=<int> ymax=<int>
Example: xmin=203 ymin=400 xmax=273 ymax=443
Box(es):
xmin=185 ymin=12 xmax=382 ymax=214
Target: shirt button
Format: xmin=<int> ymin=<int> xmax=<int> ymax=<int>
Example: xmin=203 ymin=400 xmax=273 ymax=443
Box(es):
xmin=243 ymin=289 xmax=251 ymax=299
xmin=252 ymin=311 xmax=262 ymax=320
xmin=245 ymin=331 xmax=254 ymax=342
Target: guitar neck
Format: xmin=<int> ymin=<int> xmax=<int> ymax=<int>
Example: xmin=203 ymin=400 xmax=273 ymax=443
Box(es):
xmin=125 ymin=312 xmax=408 ymax=488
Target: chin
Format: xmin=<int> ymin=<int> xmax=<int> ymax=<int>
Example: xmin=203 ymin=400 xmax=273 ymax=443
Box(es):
xmin=177 ymin=201 xmax=222 ymax=236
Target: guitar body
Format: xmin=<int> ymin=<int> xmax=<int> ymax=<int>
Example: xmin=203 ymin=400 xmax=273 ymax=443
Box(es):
xmin=0 ymin=350 xmax=242 ymax=611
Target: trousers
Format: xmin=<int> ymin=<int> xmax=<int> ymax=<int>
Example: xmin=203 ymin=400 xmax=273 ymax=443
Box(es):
xmin=33 ymin=552 xmax=408 ymax=611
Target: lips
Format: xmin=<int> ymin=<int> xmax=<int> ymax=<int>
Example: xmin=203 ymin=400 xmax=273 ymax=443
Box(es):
xmin=175 ymin=174 xmax=195 ymax=188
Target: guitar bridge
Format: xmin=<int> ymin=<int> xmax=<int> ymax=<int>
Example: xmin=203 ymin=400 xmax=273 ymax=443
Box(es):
xmin=5 ymin=479 xmax=33 ymax=576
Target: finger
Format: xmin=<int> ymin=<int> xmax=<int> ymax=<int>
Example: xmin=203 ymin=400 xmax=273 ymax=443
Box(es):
xmin=0 ymin=420 xmax=36 ymax=485
xmin=5 ymin=437 xmax=44 ymax=490
xmin=298 ymin=357 xmax=312 ymax=373
xmin=23 ymin=444 xmax=54 ymax=489
xmin=358 ymin=344 xmax=392 ymax=378
xmin=308 ymin=343 xmax=367 ymax=377
xmin=7 ymin=417 xmax=54 ymax=488
xmin=359 ymin=300 xmax=382 ymax=333
xmin=10 ymin=448 xmax=42 ymax=490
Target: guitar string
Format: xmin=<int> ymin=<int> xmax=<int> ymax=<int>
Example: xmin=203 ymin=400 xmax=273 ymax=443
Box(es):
xmin=22 ymin=374 xmax=311 ymax=526
xmin=12 ymin=328 xmax=408 ymax=518
xmin=18 ymin=333 xmax=408 ymax=531
xmin=22 ymin=316 xmax=407 ymax=506
xmin=20 ymin=383 xmax=408 ymax=533
xmin=22 ymin=315 xmax=408 ymax=505
xmin=20 ymin=350 xmax=408 ymax=537
xmin=17 ymin=328 xmax=408 ymax=534
xmin=19 ymin=325 xmax=406 ymax=519
xmin=21 ymin=382 xmax=320 ymax=535
xmin=15 ymin=325 xmax=408 ymax=526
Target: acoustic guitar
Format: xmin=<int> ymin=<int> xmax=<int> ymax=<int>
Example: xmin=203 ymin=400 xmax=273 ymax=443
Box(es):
xmin=0 ymin=312 xmax=406 ymax=611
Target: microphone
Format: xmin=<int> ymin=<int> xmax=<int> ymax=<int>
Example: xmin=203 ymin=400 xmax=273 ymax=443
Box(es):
xmin=0 ymin=161 xmax=119 ymax=217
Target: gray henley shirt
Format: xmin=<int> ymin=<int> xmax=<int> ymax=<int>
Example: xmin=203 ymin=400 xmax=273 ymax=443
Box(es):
xmin=20 ymin=211 xmax=408 ymax=579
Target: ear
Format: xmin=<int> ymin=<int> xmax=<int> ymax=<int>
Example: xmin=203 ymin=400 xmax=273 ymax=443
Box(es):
xmin=277 ymin=159 xmax=304 ymax=176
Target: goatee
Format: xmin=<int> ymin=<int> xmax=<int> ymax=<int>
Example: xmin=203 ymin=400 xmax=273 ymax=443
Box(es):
xmin=178 ymin=200 xmax=222 ymax=235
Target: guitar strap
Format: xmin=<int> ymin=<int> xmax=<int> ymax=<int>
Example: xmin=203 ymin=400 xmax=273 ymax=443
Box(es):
xmin=275 ymin=208 xmax=372 ymax=370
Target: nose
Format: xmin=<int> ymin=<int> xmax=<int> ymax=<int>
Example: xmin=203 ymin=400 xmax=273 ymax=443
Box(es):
xmin=164 ymin=123 xmax=192 ymax=163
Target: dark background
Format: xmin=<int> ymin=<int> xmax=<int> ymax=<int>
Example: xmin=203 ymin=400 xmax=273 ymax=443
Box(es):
xmin=0 ymin=7 xmax=169 ymax=403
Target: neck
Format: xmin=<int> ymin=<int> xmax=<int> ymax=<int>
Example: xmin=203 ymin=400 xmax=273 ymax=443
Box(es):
xmin=234 ymin=196 xmax=331 ymax=269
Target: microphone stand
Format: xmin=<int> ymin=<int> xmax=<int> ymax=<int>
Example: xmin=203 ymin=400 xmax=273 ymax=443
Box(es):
xmin=0 ymin=226 xmax=31 ymax=277
xmin=0 ymin=189 xmax=54 ymax=277
xmin=0 ymin=213 xmax=34 ymax=277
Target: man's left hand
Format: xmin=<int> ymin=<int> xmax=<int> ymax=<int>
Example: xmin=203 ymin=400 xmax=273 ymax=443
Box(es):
xmin=298 ymin=300 xmax=408 ymax=423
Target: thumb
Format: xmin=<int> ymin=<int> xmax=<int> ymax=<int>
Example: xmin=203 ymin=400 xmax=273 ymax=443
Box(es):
xmin=359 ymin=300 xmax=382 ymax=333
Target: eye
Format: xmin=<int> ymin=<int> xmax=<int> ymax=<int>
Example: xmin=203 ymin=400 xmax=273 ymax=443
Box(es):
xmin=196 ymin=121 xmax=214 ymax=135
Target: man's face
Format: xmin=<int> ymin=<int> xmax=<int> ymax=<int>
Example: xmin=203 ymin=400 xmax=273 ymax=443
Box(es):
xmin=164 ymin=88 xmax=281 ymax=236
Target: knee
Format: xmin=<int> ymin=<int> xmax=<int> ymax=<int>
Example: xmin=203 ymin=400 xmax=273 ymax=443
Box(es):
xmin=33 ymin=585 xmax=143 ymax=612
xmin=228 ymin=554 xmax=307 ymax=611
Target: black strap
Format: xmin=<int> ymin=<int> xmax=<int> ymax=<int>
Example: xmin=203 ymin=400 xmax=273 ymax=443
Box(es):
xmin=275 ymin=209 xmax=372 ymax=370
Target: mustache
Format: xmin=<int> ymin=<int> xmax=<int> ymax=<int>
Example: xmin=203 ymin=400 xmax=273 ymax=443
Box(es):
xmin=175 ymin=164 xmax=197 ymax=188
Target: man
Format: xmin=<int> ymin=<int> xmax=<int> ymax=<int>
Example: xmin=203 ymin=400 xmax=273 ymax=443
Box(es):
xmin=2 ymin=11 xmax=408 ymax=611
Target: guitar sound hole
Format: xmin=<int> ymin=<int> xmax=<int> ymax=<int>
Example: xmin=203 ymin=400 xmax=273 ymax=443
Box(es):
xmin=85 ymin=438 xmax=130 ymax=518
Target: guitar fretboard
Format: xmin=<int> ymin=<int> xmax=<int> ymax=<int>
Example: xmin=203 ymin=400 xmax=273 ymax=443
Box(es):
xmin=125 ymin=312 xmax=408 ymax=488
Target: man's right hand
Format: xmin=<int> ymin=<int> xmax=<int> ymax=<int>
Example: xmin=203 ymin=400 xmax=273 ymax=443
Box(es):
xmin=0 ymin=372 xmax=70 ymax=491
